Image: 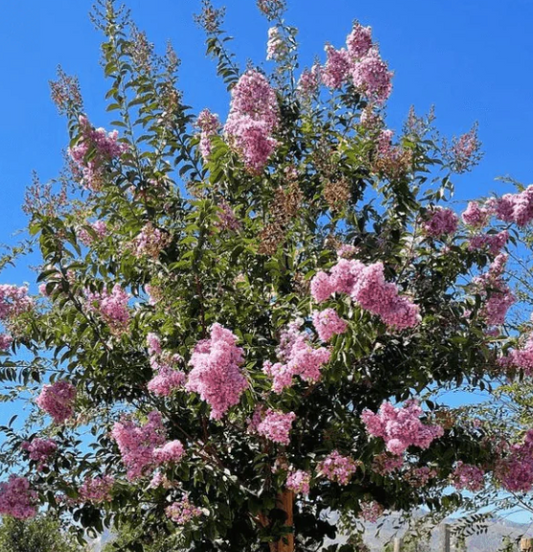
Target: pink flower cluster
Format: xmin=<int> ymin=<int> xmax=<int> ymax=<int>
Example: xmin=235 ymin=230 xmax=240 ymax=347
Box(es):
xmin=132 ymin=223 xmax=169 ymax=259
xmin=146 ymin=333 xmax=186 ymax=396
xmin=216 ymin=200 xmax=241 ymax=232
xmin=79 ymin=475 xmax=115 ymax=503
xmin=263 ymin=321 xmax=331 ymax=393
xmin=494 ymin=430 xmax=533 ymax=492
xmin=297 ymin=64 xmax=321 ymax=99
xmin=152 ymin=440 xmax=185 ymax=465
xmin=312 ymin=309 xmax=348 ymax=342
xmin=337 ymin=244 xmax=358 ymax=259
xmin=251 ymin=408 xmax=296 ymax=445
xmin=85 ymin=284 xmax=130 ymax=336
xmin=0 ymin=284 xmax=33 ymax=320
xmin=361 ymin=400 xmax=444 ymax=455
xmin=0 ymin=334 xmax=12 ymax=351
xmin=186 ymin=324 xmax=247 ymax=420
xmin=473 ymin=254 xmax=515 ymax=326
xmin=447 ymin=125 xmax=482 ymax=174
xmin=148 ymin=368 xmax=185 ymax=397
xmin=149 ymin=471 xmax=174 ymax=489
xmin=21 ymin=438 xmax=57 ymax=469
xmin=500 ymin=335 xmax=533 ymax=375
xmin=359 ymin=500 xmax=384 ymax=523
xmin=311 ymin=259 xmax=420 ymax=330
xmin=166 ymin=495 xmax=202 ymax=525
xmin=0 ymin=476 xmax=38 ymax=520
xmin=451 ymin=461 xmax=484 ymax=492
xmin=317 ymin=450 xmax=359 ymax=485
xmin=111 ymin=411 xmax=185 ymax=480
xmin=286 ymin=470 xmax=311 ymax=495
xmin=196 ymin=108 xmax=220 ymax=161
xmin=423 ymin=207 xmax=459 ymax=238
xmin=462 ymin=201 xmax=490 ymax=229
xmin=372 ymin=452 xmax=404 ymax=475
xmin=78 ymin=220 xmax=108 ymax=247
xmin=36 ymin=381 xmax=77 ymax=424
xmin=487 ymin=186 xmax=533 ymax=227
xmin=321 ymin=23 xmax=392 ymax=104
xmin=224 ymin=70 xmax=279 ymax=173
xmin=404 ymin=466 xmax=438 ymax=488
xmin=267 ymin=26 xmax=287 ymax=61
xmin=69 ymin=115 xmax=128 ymax=191
xmin=468 ymin=230 xmax=508 ymax=255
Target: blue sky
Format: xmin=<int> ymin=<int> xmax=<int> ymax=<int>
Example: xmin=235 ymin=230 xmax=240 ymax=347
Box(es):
xmin=0 ymin=0 xmax=532 ymax=523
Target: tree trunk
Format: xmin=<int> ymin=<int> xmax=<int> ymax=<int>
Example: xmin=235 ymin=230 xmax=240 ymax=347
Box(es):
xmin=261 ymin=489 xmax=294 ymax=552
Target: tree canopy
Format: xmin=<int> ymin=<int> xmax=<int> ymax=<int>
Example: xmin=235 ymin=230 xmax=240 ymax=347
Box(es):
xmin=0 ymin=1 xmax=532 ymax=551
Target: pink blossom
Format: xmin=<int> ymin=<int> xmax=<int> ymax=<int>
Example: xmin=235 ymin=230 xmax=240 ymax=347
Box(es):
xmin=351 ymin=48 xmax=392 ymax=105
xmin=317 ymin=450 xmax=359 ymax=485
xmin=0 ymin=476 xmax=38 ymax=520
xmin=21 ymin=438 xmax=57 ymax=469
xmin=310 ymin=260 xmax=420 ymax=330
xmin=69 ymin=115 xmax=128 ymax=191
xmin=36 ymin=381 xmax=77 ymax=424
xmin=0 ymin=285 xmax=33 ymax=319
xmin=310 ymin=271 xmax=336 ymax=303
xmin=216 ymin=200 xmax=241 ymax=232
xmin=286 ymin=470 xmax=311 ymax=495
xmin=224 ymin=70 xmax=279 ymax=173
xmin=79 ymin=475 xmax=114 ymax=503
xmin=132 ymin=223 xmax=169 ymax=259
xmin=267 ymin=26 xmax=287 ymax=61
xmin=487 ymin=186 xmax=533 ymax=227
xmin=196 ymin=108 xmax=220 ymax=161
xmin=404 ymin=466 xmax=437 ymax=488
xmin=500 ymin=335 xmax=533 ymax=375
xmin=263 ymin=321 xmax=330 ymax=392
xmin=322 ymin=45 xmax=351 ymax=89
xmin=148 ymin=367 xmax=186 ymax=397
xmin=255 ymin=408 xmax=296 ymax=445
xmin=166 ymin=495 xmax=202 ymax=525
xmin=147 ymin=333 xmax=162 ymax=356
xmin=473 ymin=254 xmax=515 ymax=325
xmin=372 ymin=452 xmax=404 ymax=475
xmin=111 ymin=411 xmax=167 ymax=480
xmin=468 ymin=230 xmax=509 ymax=255
xmin=297 ymin=64 xmax=321 ymax=98
xmin=0 ymin=334 xmax=12 ymax=351
xmin=337 ymin=244 xmax=357 ymax=259
xmin=85 ymin=284 xmax=130 ymax=336
xmin=312 ymin=309 xmax=348 ymax=342
xmin=423 ymin=207 xmax=459 ymax=238
xmin=78 ymin=220 xmax=108 ymax=246
xmin=447 ymin=125 xmax=482 ymax=173
xmin=186 ymin=324 xmax=248 ymax=420
xmin=351 ymin=262 xmax=420 ymax=329
xmin=494 ymin=430 xmax=533 ymax=492
xmin=462 ymin=201 xmax=490 ymax=228
xmin=149 ymin=471 xmax=174 ymax=489
xmin=153 ymin=440 xmax=185 ymax=465
xmin=359 ymin=500 xmax=383 ymax=523
xmin=451 ymin=461 xmax=484 ymax=492
xmin=346 ymin=22 xmax=373 ymax=59
xmin=361 ymin=400 xmax=444 ymax=454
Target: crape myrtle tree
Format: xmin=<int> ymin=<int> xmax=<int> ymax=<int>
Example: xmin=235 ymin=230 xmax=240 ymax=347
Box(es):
xmin=1 ymin=0 xmax=533 ymax=550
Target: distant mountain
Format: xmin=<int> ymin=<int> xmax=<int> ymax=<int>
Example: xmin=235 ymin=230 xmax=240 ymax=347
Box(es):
xmin=354 ymin=513 xmax=533 ymax=552
xmin=87 ymin=514 xmax=533 ymax=552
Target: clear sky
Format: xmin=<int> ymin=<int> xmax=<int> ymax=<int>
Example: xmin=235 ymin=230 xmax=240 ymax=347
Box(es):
xmin=0 ymin=0 xmax=532 ymax=523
